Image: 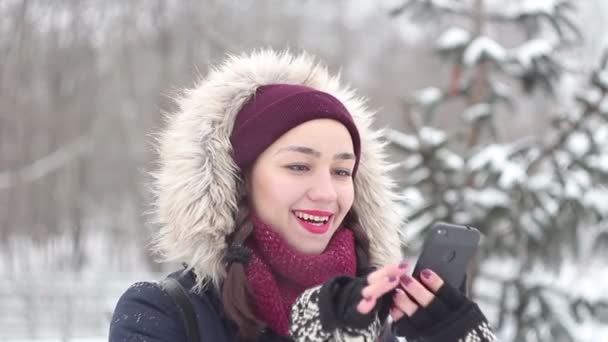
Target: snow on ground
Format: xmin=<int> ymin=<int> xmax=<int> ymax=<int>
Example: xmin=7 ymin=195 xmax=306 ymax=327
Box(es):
xmin=0 ymin=231 xmax=158 ymax=341
xmin=0 ymin=271 xmax=156 ymax=341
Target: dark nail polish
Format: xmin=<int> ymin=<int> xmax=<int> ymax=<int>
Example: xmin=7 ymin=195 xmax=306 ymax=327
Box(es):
xmin=388 ymin=276 xmax=397 ymax=282
xmin=422 ymin=269 xmax=432 ymax=280
xmin=398 ymin=262 xmax=408 ymax=269
xmin=400 ymin=275 xmax=412 ymax=286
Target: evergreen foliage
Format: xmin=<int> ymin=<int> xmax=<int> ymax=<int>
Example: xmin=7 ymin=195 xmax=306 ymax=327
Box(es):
xmin=389 ymin=1 xmax=608 ymax=340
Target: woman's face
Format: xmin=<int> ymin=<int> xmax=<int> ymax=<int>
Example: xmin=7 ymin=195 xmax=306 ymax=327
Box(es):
xmin=249 ymin=119 xmax=356 ymax=254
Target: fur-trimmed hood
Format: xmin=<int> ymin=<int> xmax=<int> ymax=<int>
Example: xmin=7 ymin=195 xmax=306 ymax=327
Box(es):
xmin=151 ymin=50 xmax=405 ymax=291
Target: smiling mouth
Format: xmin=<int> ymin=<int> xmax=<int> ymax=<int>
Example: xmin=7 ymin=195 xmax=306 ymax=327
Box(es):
xmin=292 ymin=210 xmax=333 ymax=234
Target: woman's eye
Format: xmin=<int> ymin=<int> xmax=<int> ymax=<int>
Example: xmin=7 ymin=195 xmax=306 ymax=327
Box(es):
xmin=286 ymin=164 xmax=309 ymax=172
xmin=334 ymin=169 xmax=352 ymax=177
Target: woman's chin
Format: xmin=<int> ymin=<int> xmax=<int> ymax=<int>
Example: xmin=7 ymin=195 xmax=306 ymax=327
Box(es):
xmin=289 ymin=233 xmax=330 ymax=255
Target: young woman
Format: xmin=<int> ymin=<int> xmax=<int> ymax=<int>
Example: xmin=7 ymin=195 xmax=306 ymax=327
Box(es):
xmin=109 ymin=50 xmax=497 ymax=341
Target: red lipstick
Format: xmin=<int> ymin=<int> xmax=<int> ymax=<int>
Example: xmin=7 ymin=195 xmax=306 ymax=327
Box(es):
xmin=292 ymin=210 xmax=334 ymax=235
xmin=295 ymin=209 xmax=334 ymax=216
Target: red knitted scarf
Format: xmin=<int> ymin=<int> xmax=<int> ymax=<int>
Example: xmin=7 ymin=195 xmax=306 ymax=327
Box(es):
xmin=244 ymin=216 xmax=357 ymax=336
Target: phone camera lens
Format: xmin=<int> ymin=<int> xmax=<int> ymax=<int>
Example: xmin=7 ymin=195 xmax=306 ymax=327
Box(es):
xmin=437 ymin=228 xmax=446 ymax=235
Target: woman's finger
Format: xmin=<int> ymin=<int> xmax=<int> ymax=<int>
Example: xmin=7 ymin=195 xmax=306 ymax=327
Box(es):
xmin=366 ymin=262 xmax=409 ymax=284
xmin=418 ymin=268 xmax=444 ymax=293
xmin=393 ymin=288 xmax=418 ymax=317
xmin=356 ymin=295 xmax=377 ymax=314
xmin=357 ymin=263 xmax=408 ymax=314
xmin=357 ymin=263 xmax=410 ymax=314
xmin=361 ymin=274 xmax=401 ymax=298
xmin=400 ymin=274 xmax=435 ymax=307
xmin=390 ymin=305 xmax=405 ymax=321
xmin=360 ymin=263 xmax=408 ymax=300
xmin=361 ymin=273 xmax=401 ymax=300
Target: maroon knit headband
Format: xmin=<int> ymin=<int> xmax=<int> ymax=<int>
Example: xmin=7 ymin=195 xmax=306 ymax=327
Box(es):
xmin=229 ymin=84 xmax=361 ymax=175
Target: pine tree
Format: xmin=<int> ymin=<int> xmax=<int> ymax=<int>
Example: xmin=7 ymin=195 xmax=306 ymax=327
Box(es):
xmin=388 ymin=1 xmax=608 ymax=340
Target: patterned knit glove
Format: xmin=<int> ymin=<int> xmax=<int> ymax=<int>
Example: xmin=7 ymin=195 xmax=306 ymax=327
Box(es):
xmin=290 ymin=276 xmax=391 ymax=341
xmin=392 ymin=282 xmax=497 ymax=342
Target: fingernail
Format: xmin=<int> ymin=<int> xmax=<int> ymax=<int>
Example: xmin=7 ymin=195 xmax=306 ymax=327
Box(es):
xmin=398 ymin=262 xmax=408 ymax=269
xmin=388 ymin=276 xmax=397 ymax=282
xmin=422 ymin=269 xmax=433 ymax=280
xmin=400 ymin=275 xmax=412 ymax=286
xmin=364 ymin=296 xmax=372 ymax=301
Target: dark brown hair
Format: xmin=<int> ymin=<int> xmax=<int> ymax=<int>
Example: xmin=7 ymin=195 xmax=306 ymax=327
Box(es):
xmin=220 ymin=201 xmax=371 ymax=339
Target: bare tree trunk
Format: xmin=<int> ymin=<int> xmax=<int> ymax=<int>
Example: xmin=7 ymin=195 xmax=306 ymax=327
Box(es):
xmin=467 ymin=0 xmax=489 ymax=148
xmin=466 ymin=0 xmax=487 ymax=299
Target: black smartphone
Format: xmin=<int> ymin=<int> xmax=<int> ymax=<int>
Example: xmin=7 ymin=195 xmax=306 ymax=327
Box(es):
xmin=412 ymin=222 xmax=480 ymax=295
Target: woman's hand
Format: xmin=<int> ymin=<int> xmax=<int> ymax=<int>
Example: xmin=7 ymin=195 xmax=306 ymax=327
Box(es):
xmin=389 ymin=269 xmax=497 ymax=342
xmin=356 ymin=262 xmax=409 ymax=314
xmin=390 ymin=268 xmax=444 ymax=321
xmin=355 ymin=263 xmax=446 ymax=320
xmin=353 ymin=264 xmax=496 ymax=341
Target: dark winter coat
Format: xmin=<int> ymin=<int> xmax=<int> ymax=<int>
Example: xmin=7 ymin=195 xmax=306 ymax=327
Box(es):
xmin=110 ymin=271 xmax=234 ymax=342
xmin=109 ymin=270 xmax=399 ymax=342
xmin=109 ymin=268 xmax=497 ymax=342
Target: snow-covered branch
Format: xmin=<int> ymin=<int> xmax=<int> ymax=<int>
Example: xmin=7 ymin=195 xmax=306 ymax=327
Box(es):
xmin=0 ymin=135 xmax=93 ymax=190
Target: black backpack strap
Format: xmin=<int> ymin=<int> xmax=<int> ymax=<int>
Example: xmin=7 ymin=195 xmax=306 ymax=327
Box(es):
xmin=161 ymin=277 xmax=201 ymax=342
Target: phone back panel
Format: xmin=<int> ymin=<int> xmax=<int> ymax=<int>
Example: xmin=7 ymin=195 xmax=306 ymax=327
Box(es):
xmin=412 ymin=223 xmax=480 ymax=291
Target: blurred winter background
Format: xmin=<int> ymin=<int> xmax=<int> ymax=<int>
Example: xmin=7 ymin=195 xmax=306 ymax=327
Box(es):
xmin=1 ymin=0 xmax=607 ymax=341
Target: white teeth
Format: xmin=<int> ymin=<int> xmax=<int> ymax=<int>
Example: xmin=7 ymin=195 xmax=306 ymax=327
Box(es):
xmin=294 ymin=211 xmax=330 ymax=222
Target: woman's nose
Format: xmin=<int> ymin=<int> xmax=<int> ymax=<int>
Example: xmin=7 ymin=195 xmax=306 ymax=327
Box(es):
xmin=307 ymin=173 xmax=338 ymax=202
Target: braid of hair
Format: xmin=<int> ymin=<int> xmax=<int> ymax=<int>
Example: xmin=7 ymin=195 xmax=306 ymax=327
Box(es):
xmin=221 ymin=199 xmax=265 ymax=338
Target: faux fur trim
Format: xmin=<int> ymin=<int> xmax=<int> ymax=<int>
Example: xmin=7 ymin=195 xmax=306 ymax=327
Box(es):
xmin=150 ymin=49 xmax=405 ymax=291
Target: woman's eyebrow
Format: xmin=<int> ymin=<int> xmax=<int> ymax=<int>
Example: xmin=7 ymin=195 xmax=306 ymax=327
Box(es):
xmin=276 ymin=146 xmax=321 ymax=157
xmin=275 ymin=146 xmax=355 ymax=160
xmin=334 ymin=152 xmax=355 ymax=160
